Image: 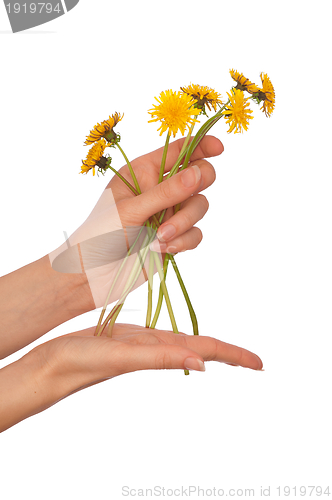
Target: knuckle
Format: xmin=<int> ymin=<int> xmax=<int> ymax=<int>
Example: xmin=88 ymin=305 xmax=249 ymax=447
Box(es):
xmin=236 ymin=347 xmax=244 ymax=366
xmin=204 ymin=337 xmax=219 ymax=362
xmin=181 ymin=209 xmax=194 ymax=228
xmin=157 ymin=180 xmax=173 ymax=203
xmin=155 ymin=349 xmax=173 ymax=370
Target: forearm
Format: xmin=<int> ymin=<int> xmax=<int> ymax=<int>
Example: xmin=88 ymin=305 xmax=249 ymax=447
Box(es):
xmin=0 ymin=255 xmax=94 ymax=359
xmin=0 ymin=346 xmax=85 ymax=433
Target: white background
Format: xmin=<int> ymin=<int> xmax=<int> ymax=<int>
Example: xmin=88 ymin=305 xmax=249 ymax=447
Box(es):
xmin=0 ymin=1 xmax=331 ymax=499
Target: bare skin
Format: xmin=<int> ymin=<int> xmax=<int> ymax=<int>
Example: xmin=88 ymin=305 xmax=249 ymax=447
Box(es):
xmin=0 ymin=136 xmax=220 ymax=359
xmin=0 ymin=324 xmax=263 ymax=433
xmin=0 ymin=136 xmax=263 ymax=433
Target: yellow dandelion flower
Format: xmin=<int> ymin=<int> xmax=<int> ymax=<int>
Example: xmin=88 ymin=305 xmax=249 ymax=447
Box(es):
xmin=81 ymin=139 xmax=109 ymax=176
xmin=148 ymin=89 xmax=200 ymax=138
xmin=257 ymin=72 xmax=275 ymax=117
xmin=230 ymin=69 xmax=260 ymax=95
xmin=84 ymin=112 xmax=123 ymax=145
xmin=180 ymin=83 xmax=223 ymax=112
xmin=222 ymin=89 xmax=253 ymax=134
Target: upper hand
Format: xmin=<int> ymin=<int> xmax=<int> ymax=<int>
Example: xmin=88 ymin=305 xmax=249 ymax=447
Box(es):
xmin=49 ymin=136 xmax=223 ymax=308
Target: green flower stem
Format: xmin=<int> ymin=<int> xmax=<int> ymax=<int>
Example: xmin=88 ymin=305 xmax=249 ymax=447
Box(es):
xmin=116 ymin=142 xmax=141 ymax=194
xmin=155 ymin=128 xmax=198 ymax=225
xmin=97 ymin=141 xmax=145 ymax=336
xmin=145 ymin=249 xmax=155 ymax=328
xmin=106 ymin=163 xmax=139 ymax=196
xmin=115 ymin=141 xmax=161 ymax=331
xmin=98 ymin=303 xmax=121 ymax=337
xmin=99 ymin=231 xmax=153 ymax=336
xmin=152 ymin=251 xmax=178 ymax=334
xmin=172 ymin=122 xmax=197 ymax=214
xmin=157 ymin=107 xmax=228 ymax=224
xmin=154 ymin=152 xmax=189 ymax=247
xmin=150 ymin=122 xmax=199 ymax=333
xmin=159 ymin=133 xmax=170 ymax=184
xmin=165 ymin=142 xmax=192 ymax=180
xmin=107 ymin=126 xmax=199 ymax=338
xmin=104 ymin=165 xmax=159 ymax=230
xmin=115 ymin=232 xmax=153 ymax=301
xmin=95 ymin=225 xmax=146 ymax=336
xmin=106 ymin=303 xmax=124 ymax=337
xmin=169 ymin=255 xmax=198 ymax=335
xmin=158 ymin=123 xmax=196 ymax=184
xmin=151 ymin=250 xmax=189 ymax=376
xmin=100 ymin=108 xmax=226 ymax=346
xmin=179 ymin=121 xmax=196 ymax=159
xmin=147 ymin=216 xmax=198 ymax=337
xmin=181 ymin=117 xmax=219 ymax=171
xmin=150 ymin=254 xmax=198 ymax=336
xmin=102 ymin=226 xmax=158 ymax=336
xmin=181 ymin=101 xmax=230 ymax=171
xmin=144 ymin=221 xmax=158 ymax=330
xmin=150 ymin=253 xmax=170 ymax=329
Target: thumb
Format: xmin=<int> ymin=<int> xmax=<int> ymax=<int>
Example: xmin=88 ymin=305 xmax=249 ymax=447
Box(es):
xmin=116 ymin=343 xmax=206 ymax=375
xmin=124 ymin=165 xmax=202 ymax=224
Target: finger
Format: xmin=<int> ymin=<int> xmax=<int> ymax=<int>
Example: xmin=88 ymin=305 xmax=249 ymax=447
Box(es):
xmin=181 ymin=335 xmax=263 ymax=370
xmin=138 ymin=135 xmax=224 ymax=176
xmin=190 ymin=336 xmax=263 ymax=370
xmin=142 ymin=331 xmax=263 ymax=370
xmin=156 ymin=194 xmax=208 ymax=244
xmin=122 ymin=165 xmax=203 ymax=225
xmin=115 ymin=343 xmax=206 ymax=374
xmin=159 ymin=159 xmax=216 ymax=226
xmin=186 ymin=158 xmax=216 ymax=194
xmin=150 ymin=226 xmax=203 ymax=254
xmin=161 ymin=160 xmax=216 ymax=225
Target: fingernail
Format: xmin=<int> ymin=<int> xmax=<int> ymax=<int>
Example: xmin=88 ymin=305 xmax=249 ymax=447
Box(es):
xmin=150 ymin=240 xmax=167 ymax=252
xmin=181 ymin=165 xmax=201 ymax=188
xmin=255 ymin=357 xmax=264 ymax=370
xmin=165 ymin=245 xmax=177 ymax=255
xmin=184 ymin=357 xmax=206 ymax=372
xmin=157 ymin=224 xmax=176 ymax=242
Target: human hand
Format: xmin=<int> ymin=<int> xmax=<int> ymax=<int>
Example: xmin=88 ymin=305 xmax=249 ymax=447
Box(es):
xmin=106 ymin=134 xmax=222 ymax=252
xmin=36 ymin=323 xmax=263 ymax=391
xmin=0 ymin=323 xmax=262 ymax=432
xmin=0 ymin=136 xmax=222 ymax=359
xmin=49 ymin=135 xmax=223 ymax=309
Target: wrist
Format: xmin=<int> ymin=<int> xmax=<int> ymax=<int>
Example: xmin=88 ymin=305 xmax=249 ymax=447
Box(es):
xmin=0 ymin=348 xmax=59 ymax=432
xmin=0 ymin=255 xmax=94 ymax=359
xmin=45 ymin=254 xmax=95 ymax=317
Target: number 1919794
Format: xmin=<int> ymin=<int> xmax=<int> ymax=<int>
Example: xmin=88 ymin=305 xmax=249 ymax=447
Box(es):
xmin=5 ymin=3 xmax=61 ymax=14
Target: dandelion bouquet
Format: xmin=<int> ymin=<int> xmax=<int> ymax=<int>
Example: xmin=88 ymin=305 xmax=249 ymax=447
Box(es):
xmin=80 ymin=70 xmax=275 ymax=375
